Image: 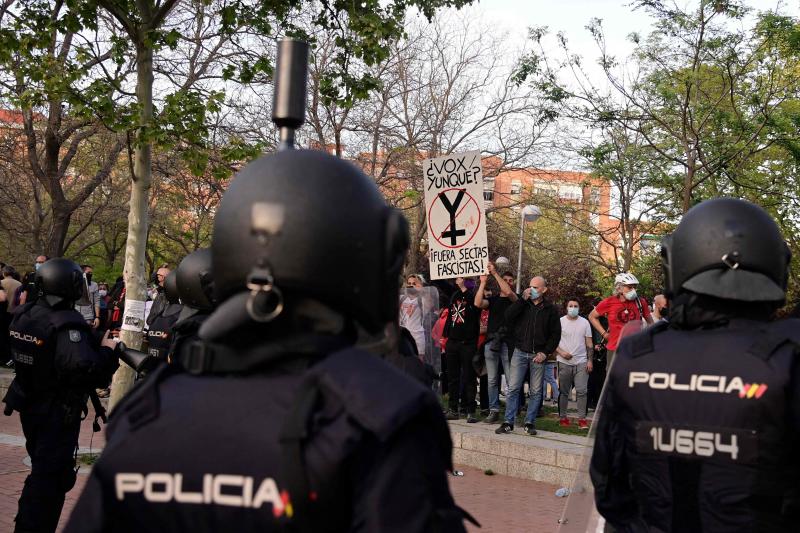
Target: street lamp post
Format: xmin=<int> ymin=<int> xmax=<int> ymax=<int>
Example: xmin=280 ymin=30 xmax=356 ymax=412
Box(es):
xmin=516 ymin=205 xmax=542 ymax=294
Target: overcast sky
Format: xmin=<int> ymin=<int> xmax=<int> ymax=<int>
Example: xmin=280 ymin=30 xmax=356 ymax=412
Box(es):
xmin=475 ymin=0 xmax=800 ymax=63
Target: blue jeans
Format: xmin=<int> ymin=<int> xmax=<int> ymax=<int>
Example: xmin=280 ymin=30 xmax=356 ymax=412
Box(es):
xmin=544 ymin=361 xmax=559 ymax=400
xmin=504 ymin=348 xmax=546 ymax=426
xmin=485 ymin=337 xmax=511 ymax=412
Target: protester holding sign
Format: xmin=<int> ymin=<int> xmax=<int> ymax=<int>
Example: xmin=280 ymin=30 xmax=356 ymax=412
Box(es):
xmin=474 ymin=262 xmax=517 ymax=424
xmin=443 ymin=277 xmax=481 ymax=423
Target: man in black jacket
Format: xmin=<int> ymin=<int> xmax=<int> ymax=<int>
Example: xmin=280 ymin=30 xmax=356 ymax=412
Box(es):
xmin=495 ymin=276 xmax=561 ymax=436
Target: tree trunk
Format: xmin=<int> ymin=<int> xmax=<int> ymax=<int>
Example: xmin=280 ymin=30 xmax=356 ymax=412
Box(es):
xmin=408 ymin=202 xmax=427 ymax=275
xmin=108 ymin=41 xmax=154 ymax=411
xmin=46 ymin=211 xmax=71 ymax=258
xmin=682 ymin=153 xmax=695 ymax=213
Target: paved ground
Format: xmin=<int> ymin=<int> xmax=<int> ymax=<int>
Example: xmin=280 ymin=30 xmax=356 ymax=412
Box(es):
xmin=449 ymin=466 xmax=565 ymax=532
xmin=0 ymin=407 xmax=567 ymax=533
xmin=0 ymin=411 xmax=101 ymax=533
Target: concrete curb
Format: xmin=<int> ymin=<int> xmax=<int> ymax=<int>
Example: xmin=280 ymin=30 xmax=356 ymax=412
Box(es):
xmin=449 ymin=420 xmax=592 ymax=486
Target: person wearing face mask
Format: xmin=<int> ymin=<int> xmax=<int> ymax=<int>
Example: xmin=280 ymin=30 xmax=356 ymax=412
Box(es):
xmin=554 ymin=300 xmax=594 ymax=430
xmin=19 ymin=255 xmax=49 ymax=306
xmin=588 ymin=272 xmax=653 ymax=369
xmin=145 ymin=266 xmax=171 ymax=327
xmin=652 ymin=293 xmax=669 ymax=323
xmin=74 ymin=265 xmax=100 ymax=329
xmin=399 ymin=274 xmax=429 ymax=358
xmin=96 ymin=284 xmax=109 ymax=329
xmin=496 ymin=276 xmax=561 ymax=435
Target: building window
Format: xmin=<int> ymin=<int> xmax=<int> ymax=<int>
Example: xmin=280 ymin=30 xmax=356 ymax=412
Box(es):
xmin=559 ymin=185 xmax=582 ymax=201
xmin=535 ymin=183 xmax=558 ymax=197
xmin=511 ymin=180 xmax=522 ymax=195
xmin=484 ymin=190 xmax=494 ymax=202
xmin=590 ymin=187 xmax=600 ymax=205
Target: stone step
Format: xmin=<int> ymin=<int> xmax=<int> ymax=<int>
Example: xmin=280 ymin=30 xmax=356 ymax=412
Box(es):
xmin=449 ymin=419 xmax=592 ymax=487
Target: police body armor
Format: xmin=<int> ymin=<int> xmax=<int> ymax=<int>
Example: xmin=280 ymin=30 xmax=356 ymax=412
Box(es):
xmin=5 ymin=302 xmax=98 ymax=410
xmin=64 ymin=338 xmax=467 ymax=533
xmin=591 ymin=318 xmax=800 ymax=532
xmin=146 ymin=303 xmax=182 ymax=359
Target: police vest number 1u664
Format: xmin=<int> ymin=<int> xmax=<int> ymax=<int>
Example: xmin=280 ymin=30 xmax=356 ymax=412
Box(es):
xmin=648 ymin=427 xmax=739 ymax=460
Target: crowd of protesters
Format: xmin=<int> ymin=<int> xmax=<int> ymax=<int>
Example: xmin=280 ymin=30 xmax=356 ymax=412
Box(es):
xmin=399 ymin=259 xmax=660 ymax=436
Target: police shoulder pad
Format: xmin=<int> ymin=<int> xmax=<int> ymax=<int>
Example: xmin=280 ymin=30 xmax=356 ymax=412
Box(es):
xmin=69 ymin=330 xmax=82 ymax=343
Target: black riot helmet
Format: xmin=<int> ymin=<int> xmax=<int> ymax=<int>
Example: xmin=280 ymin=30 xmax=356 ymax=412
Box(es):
xmin=164 ymin=270 xmax=180 ymax=305
xmin=34 ymin=258 xmax=86 ymax=307
xmin=175 ymin=248 xmax=214 ymax=311
xmin=661 ymin=197 xmax=790 ymax=303
xmin=211 ymin=149 xmax=409 ymax=334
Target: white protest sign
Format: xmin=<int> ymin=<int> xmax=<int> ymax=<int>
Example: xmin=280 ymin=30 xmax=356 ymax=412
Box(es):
xmin=121 ymin=299 xmax=147 ymax=332
xmin=423 ymin=150 xmax=489 ymax=280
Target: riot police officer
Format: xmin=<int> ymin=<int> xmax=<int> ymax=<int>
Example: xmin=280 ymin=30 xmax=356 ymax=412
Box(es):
xmin=590 ymin=198 xmax=800 ymax=532
xmin=64 ymin=148 xmax=469 ymax=533
xmin=2 ymin=258 xmax=119 ymax=533
xmin=145 ymin=271 xmax=182 ymax=360
xmin=168 ymin=248 xmax=215 ymax=365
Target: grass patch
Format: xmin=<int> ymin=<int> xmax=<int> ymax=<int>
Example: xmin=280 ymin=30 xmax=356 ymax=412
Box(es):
xmin=533 ymin=417 xmax=588 ymax=436
xmin=77 ymin=453 xmax=100 ymax=466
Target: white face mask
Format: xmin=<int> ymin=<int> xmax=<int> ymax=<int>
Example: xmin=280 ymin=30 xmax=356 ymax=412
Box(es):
xmin=624 ymin=288 xmax=638 ymax=301
xmin=98 ymin=290 xmax=107 ymax=297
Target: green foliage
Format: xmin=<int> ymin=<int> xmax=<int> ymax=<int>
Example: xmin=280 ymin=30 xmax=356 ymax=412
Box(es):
xmin=514 ymin=0 xmax=800 ymax=302
xmin=87 ymin=263 xmax=125 ymax=285
xmin=630 ymin=252 xmax=665 ymax=300
xmin=487 ymin=206 xmax=603 ymax=308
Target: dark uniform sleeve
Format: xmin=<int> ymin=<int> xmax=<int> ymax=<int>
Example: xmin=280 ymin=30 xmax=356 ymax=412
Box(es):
xmin=589 ymin=349 xmax=647 ymax=531
xmin=348 ymin=413 xmax=467 ymax=533
xmin=54 ymin=329 xmax=119 ymax=389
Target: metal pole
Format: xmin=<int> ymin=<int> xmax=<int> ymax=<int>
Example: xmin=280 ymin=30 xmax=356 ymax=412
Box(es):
xmin=516 ymin=211 xmax=525 ymax=294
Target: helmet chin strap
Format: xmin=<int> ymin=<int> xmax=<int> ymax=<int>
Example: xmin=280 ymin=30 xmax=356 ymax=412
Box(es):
xmin=200 ymin=292 xmax=348 ymax=342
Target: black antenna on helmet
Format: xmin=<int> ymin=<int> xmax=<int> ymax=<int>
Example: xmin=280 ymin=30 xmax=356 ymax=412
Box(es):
xmin=272 ymin=39 xmax=309 ymax=150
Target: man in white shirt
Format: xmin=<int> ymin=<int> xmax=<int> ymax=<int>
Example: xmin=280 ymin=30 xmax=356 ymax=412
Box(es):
xmin=554 ymin=300 xmax=594 ymax=430
xmin=74 ymin=264 xmax=100 ymax=328
xmin=399 ymin=274 xmax=435 ymax=358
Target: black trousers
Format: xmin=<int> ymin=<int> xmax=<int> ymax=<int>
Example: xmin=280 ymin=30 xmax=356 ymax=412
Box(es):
xmin=16 ymin=403 xmax=81 ymax=533
xmin=445 ymin=339 xmax=476 ymax=414
xmin=587 ymin=356 xmax=607 ymax=409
